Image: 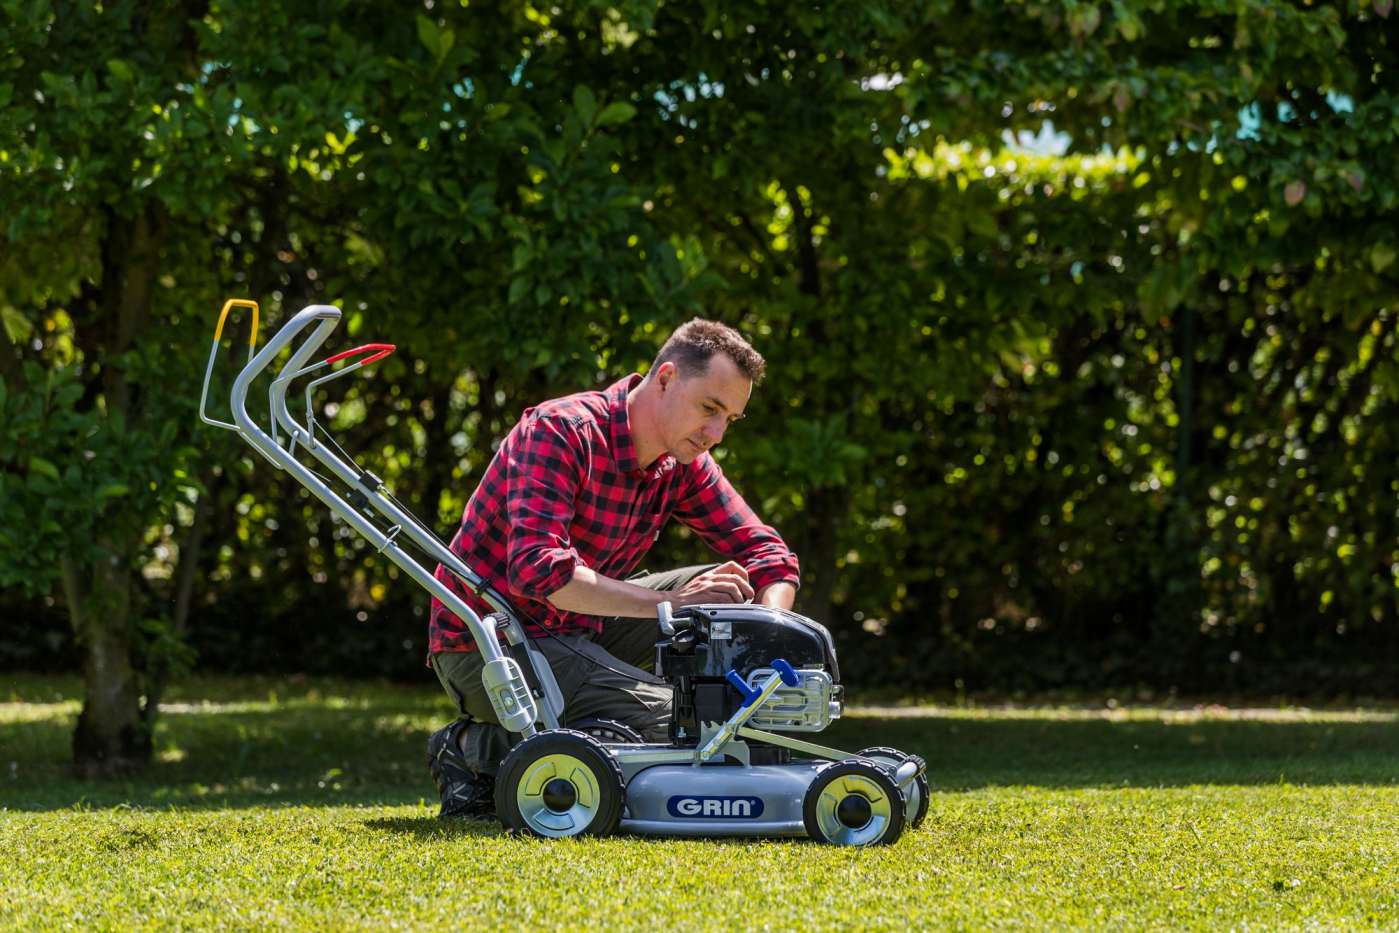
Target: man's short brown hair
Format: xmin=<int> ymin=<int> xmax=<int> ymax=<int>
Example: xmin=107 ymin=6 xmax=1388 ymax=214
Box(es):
xmin=651 ymin=318 xmax=766 ymax=382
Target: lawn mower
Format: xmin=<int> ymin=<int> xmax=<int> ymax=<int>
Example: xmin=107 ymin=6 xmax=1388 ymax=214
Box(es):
xmin=200 ymin=299 xmax=928 ymax=845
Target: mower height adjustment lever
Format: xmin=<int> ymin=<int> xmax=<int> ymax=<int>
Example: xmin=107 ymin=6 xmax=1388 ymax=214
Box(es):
xmin=696 ymin=659 xmax=799 ymax=762
xmin=725 ymin=659 xmax=799 ymax=708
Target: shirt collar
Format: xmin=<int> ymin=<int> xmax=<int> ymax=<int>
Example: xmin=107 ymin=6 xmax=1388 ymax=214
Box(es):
xmin=608 ymin=373 xmax=675 ymax=479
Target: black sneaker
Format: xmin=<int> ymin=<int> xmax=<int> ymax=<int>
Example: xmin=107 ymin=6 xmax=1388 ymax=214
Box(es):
xmin=426 ymin=720 xmax=496 ymax=820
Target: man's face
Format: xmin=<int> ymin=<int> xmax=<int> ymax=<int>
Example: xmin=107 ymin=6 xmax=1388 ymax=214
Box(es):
xmin=654 ymin=354 xmax=752 ymax=464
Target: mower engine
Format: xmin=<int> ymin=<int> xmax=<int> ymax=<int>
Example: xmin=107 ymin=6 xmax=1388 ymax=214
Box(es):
xmin=657 ymin=604 xmax=843 ymax=742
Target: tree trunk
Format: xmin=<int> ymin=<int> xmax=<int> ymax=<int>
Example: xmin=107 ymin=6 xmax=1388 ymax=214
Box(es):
xmin=63 ymin=202 xmax=166 ymax=776
xmin=795 ymin=486 xmax=841 ymax=628
xmin=420 ymin=378 xmax=457 ymax=532
xmin=777 ymin=179 xmax=844 ymax=627
xmin=62 ymin=549 xmax=151 ymax=777
xmin=1150 ymin=299 xmax=1205 ymax=681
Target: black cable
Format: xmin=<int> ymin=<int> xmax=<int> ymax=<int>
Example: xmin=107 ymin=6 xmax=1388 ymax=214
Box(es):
xmin=301 ymin=464 xmax=351 ymax=498
xmin=305 ymin=415 xmax=375 ymax=492
xmin=534 ymin=623 xmax=668 ymax=683
xmin=311 ymin=417 xmax=480 ymax=587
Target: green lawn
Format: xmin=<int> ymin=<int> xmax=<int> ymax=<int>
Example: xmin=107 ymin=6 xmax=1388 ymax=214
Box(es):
xmin=2 ymin=675 xmax=1395 ymax=930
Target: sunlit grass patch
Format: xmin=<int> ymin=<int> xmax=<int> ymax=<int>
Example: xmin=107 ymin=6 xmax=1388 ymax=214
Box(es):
xmin=1 ymin=677 xmax=1395 ymax=930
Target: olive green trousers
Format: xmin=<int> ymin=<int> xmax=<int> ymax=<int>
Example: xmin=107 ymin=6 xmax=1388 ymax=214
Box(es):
xmin=429 ymin=564 xmax=715 ymax=776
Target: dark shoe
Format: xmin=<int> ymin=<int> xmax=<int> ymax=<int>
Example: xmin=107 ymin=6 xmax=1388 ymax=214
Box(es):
xmin=426 ymin=720 xmax=496 ymax=820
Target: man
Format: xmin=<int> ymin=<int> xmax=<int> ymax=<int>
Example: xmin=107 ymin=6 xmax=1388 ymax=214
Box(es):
xmin=425 ymin=319 xmax=801 ymax=817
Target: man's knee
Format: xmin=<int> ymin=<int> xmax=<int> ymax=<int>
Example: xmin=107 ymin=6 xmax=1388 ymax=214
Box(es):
xmin=587 ymin=682 xmax=671 ymax=742
xmin=436 ymin=641 xmax=675 ymax=753
xmin=430 ymin=651 xmax=498 ymax=724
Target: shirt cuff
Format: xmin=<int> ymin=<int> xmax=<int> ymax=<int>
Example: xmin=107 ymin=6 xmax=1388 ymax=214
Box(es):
xmin=508 ymin=547 xmax=582 ymax=602
xmin=748 ymin=563 xmax=800 ymax=594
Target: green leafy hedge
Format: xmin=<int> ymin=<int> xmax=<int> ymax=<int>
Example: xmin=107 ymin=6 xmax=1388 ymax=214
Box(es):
xmin=1 ymin=0 xmax=1396 ymax=703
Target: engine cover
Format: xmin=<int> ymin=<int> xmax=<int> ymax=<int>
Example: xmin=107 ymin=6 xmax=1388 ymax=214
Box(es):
xmin=657 ymin=604 xmax=841 ymax=740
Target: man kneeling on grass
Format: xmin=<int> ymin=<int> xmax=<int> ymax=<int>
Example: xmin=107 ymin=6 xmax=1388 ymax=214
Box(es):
xmin=425 ymin=319 xmax=801 ymax=818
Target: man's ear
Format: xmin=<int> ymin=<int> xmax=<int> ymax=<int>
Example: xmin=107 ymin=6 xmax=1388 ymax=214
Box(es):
xmin=655 ymin=360 xmax=676 ymax=390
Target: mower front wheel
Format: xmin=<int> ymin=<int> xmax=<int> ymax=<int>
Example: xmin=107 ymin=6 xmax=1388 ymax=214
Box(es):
xmin=495 ymin=729 xmax=625 ymax=838
xmin=803 ymin=757 xmax=906 ymax=847
xmin=856 ymin=746 xmax=930 ymax=829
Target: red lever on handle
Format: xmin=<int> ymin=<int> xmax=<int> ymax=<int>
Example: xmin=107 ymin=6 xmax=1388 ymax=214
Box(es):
xmin=325 ymin=343 xmax=396 ymax=367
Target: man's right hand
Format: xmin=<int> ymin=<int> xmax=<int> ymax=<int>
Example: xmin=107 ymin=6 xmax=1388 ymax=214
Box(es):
xmin=667 ymin=561 xmax=755 ymax=607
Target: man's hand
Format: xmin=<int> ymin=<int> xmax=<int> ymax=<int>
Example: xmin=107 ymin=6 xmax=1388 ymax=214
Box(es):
xmin=667 ymin=561 xmax=755 ymax=607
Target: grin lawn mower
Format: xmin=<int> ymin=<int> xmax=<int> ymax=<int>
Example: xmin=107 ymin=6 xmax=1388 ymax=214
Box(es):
xmin=200 ymin=299 xmax=929 ymax=846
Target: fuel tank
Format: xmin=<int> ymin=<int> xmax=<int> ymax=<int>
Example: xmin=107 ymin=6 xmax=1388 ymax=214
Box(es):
xmin=656 ymin=604 xmax=839 ymax=682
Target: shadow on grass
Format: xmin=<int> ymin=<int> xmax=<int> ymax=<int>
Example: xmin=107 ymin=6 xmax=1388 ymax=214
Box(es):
xmin=821 ymin=712 xmax=1399 ymax=792
xmin=1 ymin=696 xmax=446 ymax=813
xmin=3 ymin=693 xmax=1396 ymax=813
xmin=358 ymin=816 xmax=816 ymax=845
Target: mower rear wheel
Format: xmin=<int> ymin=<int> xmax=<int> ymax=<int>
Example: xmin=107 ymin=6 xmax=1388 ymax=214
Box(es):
xmin=566 ymin=718 xmax=645 ymax=744
xmin=803 ymin=757 xmax=905 ymax=846
xmin=495 ymin=729 xmax=625 ymax=838
xmin=857 ymin=746 xmax=930 ymax=829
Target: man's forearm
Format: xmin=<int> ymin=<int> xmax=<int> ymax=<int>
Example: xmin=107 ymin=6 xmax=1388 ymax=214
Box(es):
xmin=756 ymin=581 xmax=797 ymax=610
xmin=545 ymin=565 xmax=668 ymax=618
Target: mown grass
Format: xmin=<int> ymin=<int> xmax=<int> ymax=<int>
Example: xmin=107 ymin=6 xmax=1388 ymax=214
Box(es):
xmin=1 ymin=675 xmax=1395 ymax=930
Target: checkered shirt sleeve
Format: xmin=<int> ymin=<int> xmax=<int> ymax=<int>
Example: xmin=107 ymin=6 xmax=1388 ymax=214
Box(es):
xmin=673 ymin=453 xmax=801 ymax=593
xmin=503 ymin=414 xmax=586 ymax=601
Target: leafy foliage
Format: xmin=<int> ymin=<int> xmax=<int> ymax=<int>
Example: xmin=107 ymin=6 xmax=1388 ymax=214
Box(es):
xmin=0 ymin=0 xmax=1396 ymax=727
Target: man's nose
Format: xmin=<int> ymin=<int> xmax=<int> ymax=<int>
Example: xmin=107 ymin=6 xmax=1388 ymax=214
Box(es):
xmin=704 ymin=417 xmax=727 ymax=445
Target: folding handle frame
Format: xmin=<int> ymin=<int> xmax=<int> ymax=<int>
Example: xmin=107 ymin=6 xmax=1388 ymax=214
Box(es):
xmin=203 ymin=299 xmax=553 ymax=736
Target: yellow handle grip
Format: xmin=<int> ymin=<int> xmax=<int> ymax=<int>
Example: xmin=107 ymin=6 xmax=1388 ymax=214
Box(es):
xmin=214 ymin=298 xmax=261 ymax=348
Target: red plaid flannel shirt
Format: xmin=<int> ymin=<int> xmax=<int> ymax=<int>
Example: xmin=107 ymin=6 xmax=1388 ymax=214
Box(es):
xmin=428 ymin=374 xmax=800 ymax=654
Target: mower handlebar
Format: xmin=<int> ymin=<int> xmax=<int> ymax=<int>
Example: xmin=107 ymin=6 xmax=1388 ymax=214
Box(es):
xmin=214 ymin=298 xmax=261 ymax=347
xmin=199 ymin=298 xmax=263 ymax=432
